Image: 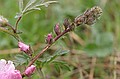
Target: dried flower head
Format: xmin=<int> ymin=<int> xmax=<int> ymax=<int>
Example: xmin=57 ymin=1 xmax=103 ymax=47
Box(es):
xmin=0 ymin=15 xmax=8 ymax=27
xmin=74 ymin=6 xmax=102 ymax=26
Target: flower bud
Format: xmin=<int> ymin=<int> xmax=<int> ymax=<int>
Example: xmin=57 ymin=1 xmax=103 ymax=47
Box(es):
xmin=63 ymin=18 xmax=70 ymax=30
xmin=18 ymin=42 xmax=32 ymax=56
xmin=25 ymin=65 xmax=36 ymax=77
xmin=68 ymin=22 xmax=75 ymax=31
xmin=0 ymin=15 xmax=8 ymax=27
xmin=54 ymin=23 xmax=61 ymax=35
xmin=45 ymin=33 xmax=53 ymax=44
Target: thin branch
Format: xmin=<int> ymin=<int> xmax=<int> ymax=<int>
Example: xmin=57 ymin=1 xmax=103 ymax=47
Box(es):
xmin=15 ymin=16 xmax=22 ymax=33
xmin=22 ymin=28 xmax=70 ymax=77
xmin=27 ymin=29 xmax=70 ymax=67
xmin=28 ymin=44 xmax=50 ymax=67
xmin=54 ymin=29 xmax=70 ymax=41
xmin=0 ymin=27 xmax=20 ymax=41
xmin=6 ymin=23 xmax=16 ymax=32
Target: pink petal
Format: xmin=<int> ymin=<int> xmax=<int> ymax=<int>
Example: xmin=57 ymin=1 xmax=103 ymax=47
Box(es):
xmin=9 ymin=70 xmax=22 ymax=79
xmin=18 ymin=42 xmax=29 ymax=52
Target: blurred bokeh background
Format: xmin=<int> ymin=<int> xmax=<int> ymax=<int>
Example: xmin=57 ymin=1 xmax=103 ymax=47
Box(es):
xmin=0 ymin=0 xmax=120 ymax=79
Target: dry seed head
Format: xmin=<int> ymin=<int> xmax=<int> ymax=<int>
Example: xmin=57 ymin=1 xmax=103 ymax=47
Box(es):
xmin=74 ymin=6 xmax=102 ymax=26
xmin=74 ymin=14 xmax=86 ymax=26
xmin=89 ymin=6 xmax=103 ymax=19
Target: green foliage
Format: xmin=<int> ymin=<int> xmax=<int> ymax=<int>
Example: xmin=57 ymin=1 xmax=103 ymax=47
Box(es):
xmin=84 ymin=32 xmax=114 ymax=57
xmin=37 ymin=49 xmax=69 ymax=67
xmin=53 ymin=61 xmax=71 ymax=73
xmin=16 ymin=0 xmax=57 ymax=18
xmin=14 ymin=53 xmax=30 ymax=66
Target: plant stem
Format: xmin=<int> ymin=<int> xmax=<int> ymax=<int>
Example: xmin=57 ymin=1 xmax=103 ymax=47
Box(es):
xmin=28 ymin=29 xmax=70 ymax=67
xmin=0 ymin=27 xmax=20 ymax=41
xmin=54 ymin=29 xmax=70 ymax=41
xmin=15 ymin=16 xmax=22 ymax=33
xmin=6 ymin=23 xmax=16 ymax=32
xmin=28 ymin=44 xmax=51 ymax=67
xmin=22 ymin=28 xmax=70 ymax=77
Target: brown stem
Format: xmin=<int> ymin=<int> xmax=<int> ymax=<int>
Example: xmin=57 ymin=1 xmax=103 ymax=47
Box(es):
xmin=15 ymin=16 xmax=22 ymax=33
xmin=0 ymin=27 xmax=20 ymax=41
xmin=22 ymin=29 xmax=71 ymax=77
xmin=54 ymin=29 xmax=70 ymax=41
xmin=28 ymin=29 xmax=70 ymax=67
xmin=28 ymin=44 xmax=51 ymax=67
xmin=6 ymin=23 xmax=16 ymax=32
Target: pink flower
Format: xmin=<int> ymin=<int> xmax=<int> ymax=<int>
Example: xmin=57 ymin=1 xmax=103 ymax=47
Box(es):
xmin=0 ymin=59 xmax=22 ymax=79
xmin=25 ymin=65 xmax=36 ymax=77
xmin=18 ymin=42 xmax=29 ymax=52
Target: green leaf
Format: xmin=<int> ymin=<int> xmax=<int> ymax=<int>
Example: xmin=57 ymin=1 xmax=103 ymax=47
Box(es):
xmin=46 ymin=49 xmax=69 ymax=63
xmin=38 ymin=1 xmax=58 ymax=7
xmin=55 ymin=48 xmax=69 ymax=56
xmin=38 ymin=49 xmax=69 ymax=67
xmin=54 ymin=64 xmax=61 ymax=73
xmin=84 ymin=32 xmax=114 ymax=57
xmin=19 ymin=0 xmax=23 ymax=12
xmin=16 ymin=0 xmax=57 ymax=18
xmin=94 ymin=32 xmax=114 ymax=46
xmin=25 ymin=0 xmax=37 ymax=10
xmin=60 ymin=64 xmax=71 ymax=71
xmin=53 ymin=61 xmax=71 ymax=72
xmin=14 ymin=54 xmax=30 ymax=66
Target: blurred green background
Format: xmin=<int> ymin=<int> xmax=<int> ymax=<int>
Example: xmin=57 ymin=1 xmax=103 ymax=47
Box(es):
xmin=0 ymin=0 xmax=120 ymax=79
